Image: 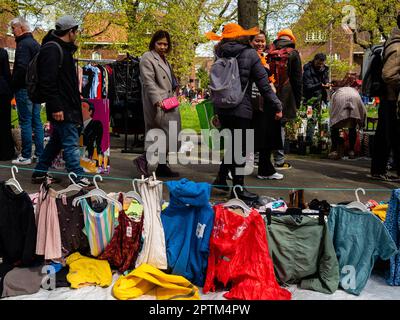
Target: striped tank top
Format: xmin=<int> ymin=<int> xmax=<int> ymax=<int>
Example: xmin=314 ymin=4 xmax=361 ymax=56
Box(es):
xmin=81 ymin=198 xmax=115 ymax=257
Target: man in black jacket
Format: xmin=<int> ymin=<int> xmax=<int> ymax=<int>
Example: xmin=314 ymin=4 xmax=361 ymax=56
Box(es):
xmin=303 ymin=53 xmax=330 ymax=103
xmin=268 ymin=29 xmax=303 ymax=170
xmin=10 ymin=17 xmax=44 ymax=166
xmin=206 ymin=23 xmax=283 ymax=202
xmin=303 ymin=53 xmax=330 ymax=145
xmin=32 ymin=16 xmax=89 ymax=186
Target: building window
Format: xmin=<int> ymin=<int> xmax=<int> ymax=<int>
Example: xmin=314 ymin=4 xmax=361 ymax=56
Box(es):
xmin=328 ymin=53 xmax=341 ymax=61
xmin=92 ymin=51 xmax=102 ymax=60
xmin=305 ymin=30 xmax=328 ymax=43
xmin=5 ymin=48 xmax=15 ymax=62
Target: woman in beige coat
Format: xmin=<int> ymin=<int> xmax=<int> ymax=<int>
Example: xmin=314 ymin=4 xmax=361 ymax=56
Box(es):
xmin=133 ymin=30 xmax=181 ymax=177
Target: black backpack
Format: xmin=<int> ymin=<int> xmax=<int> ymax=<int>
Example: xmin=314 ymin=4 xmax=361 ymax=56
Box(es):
xmin=361 ymin=41 xmax=400 ymax=97
xmin=26 ymin=41 xmax=63 ymax=104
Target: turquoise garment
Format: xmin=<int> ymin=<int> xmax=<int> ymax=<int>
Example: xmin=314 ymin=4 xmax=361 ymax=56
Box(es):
xmin=384 ymin=189 xmax=400 ymax=286
xmin=328 ymin=206 xmax=398 ymax=295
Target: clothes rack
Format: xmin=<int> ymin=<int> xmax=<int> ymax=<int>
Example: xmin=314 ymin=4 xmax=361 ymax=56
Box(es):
xmin=263 ymin=207 xmax=327 ymax=225
xmin=75 ymin=56 xmax=144 ymax=154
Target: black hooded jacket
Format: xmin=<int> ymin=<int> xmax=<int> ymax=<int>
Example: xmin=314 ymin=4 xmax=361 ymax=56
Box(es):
xmin=214 ymin=41 xmax=282 ymax=120
xmin=38 ymin=30 xmax=82 ymax=124
xmin=302 ymin=61 xmax=330 ymax=103
xmin=12 ymin=33 xmax=40 ymax=90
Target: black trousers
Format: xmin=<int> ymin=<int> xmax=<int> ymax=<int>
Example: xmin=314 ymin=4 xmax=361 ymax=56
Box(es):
xmin=331 ymin=127 xmax=357 ymax=152
xmin=0 ymin=97 xmax=15 ymax=161
xmin=371 ymin=100 xmax=400 ymax=176
xmin=217 ymin=115 xmax=252 ymax=186
xmin=258 ymin=149 xmax=276 ymax=176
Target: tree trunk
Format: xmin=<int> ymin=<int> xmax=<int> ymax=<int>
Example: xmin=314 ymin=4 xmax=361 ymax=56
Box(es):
xmin=238 ymin=0 xmax=259 ymax=29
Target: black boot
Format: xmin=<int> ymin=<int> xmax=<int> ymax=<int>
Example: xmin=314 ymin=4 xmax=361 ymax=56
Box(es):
xmin=212 ymin=175 xmax=230 ymax=192
xmin=231 ymin=176 xmax=258 ymax=203
xmin=156 ymin=164 xmax=180 ymax=178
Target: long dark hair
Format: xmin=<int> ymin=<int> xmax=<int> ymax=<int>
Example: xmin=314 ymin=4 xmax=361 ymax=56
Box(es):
xmin=149 ymin=30 xmax=172 ymax=53
xmin=249 ymin=30 xmax=266 ymax=42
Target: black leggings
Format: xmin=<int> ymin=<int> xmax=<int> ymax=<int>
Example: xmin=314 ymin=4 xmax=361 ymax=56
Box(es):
xmin=217 ymin=115 xmax=252 ymax=186
xmin=258 ymin=149 xmax=276 ymax=177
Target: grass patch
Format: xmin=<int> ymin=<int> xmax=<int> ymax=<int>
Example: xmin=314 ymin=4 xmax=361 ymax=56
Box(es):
xmin=11 ymin=103 xmax=202 ymax=134
xmin=11 ymin=106 xmax=47 ymax=128
xmin=179 ymin=102 xmax=201 ymax=133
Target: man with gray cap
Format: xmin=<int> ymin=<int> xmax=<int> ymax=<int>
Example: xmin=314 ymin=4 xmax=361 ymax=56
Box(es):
xmin=32 ymin=16 xmax=90 ymax=186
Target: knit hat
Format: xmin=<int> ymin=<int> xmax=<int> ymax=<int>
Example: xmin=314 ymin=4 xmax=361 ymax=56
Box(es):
xmin=55 ymin=15 xmax=79 ymax=31
xmin=206 ymin=23 xmax=259 ymax=41
xmin=277 ymin=28 xmax=296 ymax=43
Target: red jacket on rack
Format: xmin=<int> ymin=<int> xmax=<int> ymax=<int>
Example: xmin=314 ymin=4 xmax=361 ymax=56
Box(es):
xmin=203 ymin=204 xmax=291 ymax=300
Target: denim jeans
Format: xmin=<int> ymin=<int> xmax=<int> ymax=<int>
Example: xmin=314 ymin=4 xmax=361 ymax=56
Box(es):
xmin=34 ymin=121 xmax=85 ymax=178
xmin=273 ymin=125 xmax=285 ymax=165
xmin=15 ymin=89 xmax=44 ymax=159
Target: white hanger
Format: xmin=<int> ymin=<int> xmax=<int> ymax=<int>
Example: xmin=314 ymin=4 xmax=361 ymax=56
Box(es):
xmin=56 ymin=172 xmax=82 ymax=197
xmin=346 ymin=188 xmax=369 ymax=211
xmin=5 ymin=166 xmax=23 ymax=193
xmin=72 ymin=175 xmax=123 ymax=211
xmin=223 ymin=185 xmax=251 ymax=216
xmin=124 ymin=179 xmax=143 ymax=205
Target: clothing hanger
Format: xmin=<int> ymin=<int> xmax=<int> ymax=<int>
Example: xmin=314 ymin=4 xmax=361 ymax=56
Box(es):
xmin=72 ymin=175 xmax=123 ymax=211
xmin=5 ymin=166 xmax=23 ymax=194
xmin=124 ymin=179 xmax=143 ymax=205
xmin=346 ymin=188 xmax=369 ymax=211
xmin=223 ymin=185 xmax=251 ymax=216
xmin=56 ymin=172 xmax=82 ymax=197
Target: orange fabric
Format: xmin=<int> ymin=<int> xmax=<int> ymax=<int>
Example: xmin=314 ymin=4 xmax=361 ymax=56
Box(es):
xmin=206 ymin=23 xmax=259 ymax=41
xmin=257 ymin=52 xmax=267 ymax=67
xmin=277 ymin=28 xmax=296 ymax=43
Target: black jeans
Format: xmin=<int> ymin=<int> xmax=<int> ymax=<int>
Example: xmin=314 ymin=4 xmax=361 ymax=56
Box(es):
xmin=331 ymin=127 xmax=357 ymax=152
xmin=371 ymin=100 xmax=400 ymax=176
xmin=258 ymin=149 xmax=276 ymax=176
xmin=217 ymin=115 xmax=252 ymax=186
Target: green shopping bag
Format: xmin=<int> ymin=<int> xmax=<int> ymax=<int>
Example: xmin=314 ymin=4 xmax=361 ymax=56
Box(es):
xmin=195 ymin=100 xmax=224 ymax=151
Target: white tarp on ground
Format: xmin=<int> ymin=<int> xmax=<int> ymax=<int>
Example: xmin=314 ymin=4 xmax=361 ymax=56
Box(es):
xmin=2 ymin=274 xmax=400 ymax=300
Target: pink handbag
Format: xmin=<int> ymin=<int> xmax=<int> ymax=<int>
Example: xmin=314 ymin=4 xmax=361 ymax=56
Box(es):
xmin=161 ymin=96 xmax=180 ymax=111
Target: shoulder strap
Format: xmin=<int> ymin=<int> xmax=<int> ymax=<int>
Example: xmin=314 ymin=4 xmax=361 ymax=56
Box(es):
xmin=42 ymin=41 xmax=64 ymax=68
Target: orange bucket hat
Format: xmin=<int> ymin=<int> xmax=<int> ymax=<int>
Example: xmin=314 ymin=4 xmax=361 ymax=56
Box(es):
xmin=277 ymin=29 xmax=296 ymax=43
xmin=206 ymin=23 xmax=260 ymax=41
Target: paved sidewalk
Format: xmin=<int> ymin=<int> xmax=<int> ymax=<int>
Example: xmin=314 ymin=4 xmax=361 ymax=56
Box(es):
xmin=0 ymin=148 xmax=398 ymax=204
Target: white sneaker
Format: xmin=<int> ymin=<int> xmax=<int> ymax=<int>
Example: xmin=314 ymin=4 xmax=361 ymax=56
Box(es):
xmin=12 ymin=156 xmax=32 ymax=165
xmin=257 ymin=172 xmax=284 ymax=180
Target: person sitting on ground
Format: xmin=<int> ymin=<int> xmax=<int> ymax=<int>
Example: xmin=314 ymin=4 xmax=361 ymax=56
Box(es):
xmin=328 ymin=79 xmax=366 ymax=160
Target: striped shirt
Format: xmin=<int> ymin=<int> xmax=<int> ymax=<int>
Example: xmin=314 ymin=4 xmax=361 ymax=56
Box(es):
xmin=81 ymin=198 xmax=115 ymax=257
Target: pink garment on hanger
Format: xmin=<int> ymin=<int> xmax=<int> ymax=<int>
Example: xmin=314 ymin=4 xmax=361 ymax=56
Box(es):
xmin=35 ymin=184 xmax=62 ymax=260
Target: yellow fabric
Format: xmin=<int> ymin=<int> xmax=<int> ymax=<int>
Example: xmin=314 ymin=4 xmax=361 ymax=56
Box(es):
xmin=66 ymin=252 xmax=113 ymax=289
xmin=113 ymin=264 xmax=200 ymax=300
xmin=277 ymin=28 xmax=296 ymax=43
xmin=206 ymin=23 xmax=259 ymax=41
xmin=372 ymin=204 xmax=388 ymax=222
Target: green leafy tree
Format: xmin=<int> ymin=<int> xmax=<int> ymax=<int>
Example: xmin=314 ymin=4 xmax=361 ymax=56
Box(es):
xmin=197 ymin=67 xmax=210 ymax=89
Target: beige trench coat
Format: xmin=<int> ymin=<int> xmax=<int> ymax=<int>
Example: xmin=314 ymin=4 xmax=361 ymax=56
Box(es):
xmin=139 ymin=50 xmax=181 ymax=153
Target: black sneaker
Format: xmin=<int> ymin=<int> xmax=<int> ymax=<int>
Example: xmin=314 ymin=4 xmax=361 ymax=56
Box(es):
xmin=231 ymin=187 xmax=259 ymax=203
xmin=31 ymin=173 xmax=62 ymax=185
xmin=73 ymin=177 xmax=93 ymax=188
xmin=212 ymin=176 xmax=230 ymax=192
